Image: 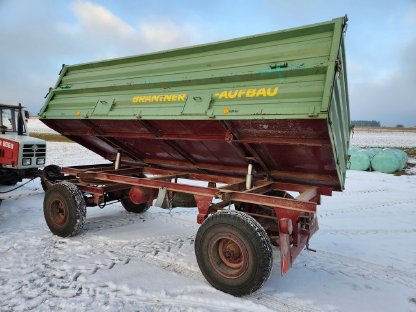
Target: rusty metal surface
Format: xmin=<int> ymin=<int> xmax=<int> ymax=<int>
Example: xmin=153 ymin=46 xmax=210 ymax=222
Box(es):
xmin=61 ymin=165 xmax=322 ymax=213
xmin=45 ymin=118 xmax=342 ymax=189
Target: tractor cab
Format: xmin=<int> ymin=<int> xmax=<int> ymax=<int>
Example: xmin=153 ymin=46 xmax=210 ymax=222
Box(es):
xmin=0 ymin=104 xmax=30 ymax=135
xmin=0 ymin=103 xmax=46 ymax=185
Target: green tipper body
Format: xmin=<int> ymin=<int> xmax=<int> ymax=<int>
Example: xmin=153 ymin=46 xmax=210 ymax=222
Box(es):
xmin=40 ymin=17 xmax=351 ymax=190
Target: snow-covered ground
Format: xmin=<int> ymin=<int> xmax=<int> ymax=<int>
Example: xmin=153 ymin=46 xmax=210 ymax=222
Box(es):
xmin=351 ymin=128 xmax=416 ymax=148
xmin=27 ymin=118 xmax=59 ymax=135
xmin=1 ymin=122 xmax=415 ymax=311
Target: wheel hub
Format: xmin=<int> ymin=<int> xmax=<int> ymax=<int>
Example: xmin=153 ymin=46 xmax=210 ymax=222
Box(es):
xmin=50 ymin=199 xmax=68 ymax=226
xmin=218 ymin=239 xmax=242 ymax=269
xmin=208 ymin=233 xmax=249 ymax=279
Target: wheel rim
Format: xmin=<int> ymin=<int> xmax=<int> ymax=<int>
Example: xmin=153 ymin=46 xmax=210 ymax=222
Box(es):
xmin=49 ymin=197 xmax=68 ymax=226
xmin=208 ymin=233 xmax=249 ymax=279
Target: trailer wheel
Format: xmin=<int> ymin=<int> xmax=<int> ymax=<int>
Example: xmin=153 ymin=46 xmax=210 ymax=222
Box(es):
xmin=195 ymin=210 xmax=273 ymax=296
xmin=120 ymin=196 xmax=149 ymax=213
xmin=43 ymin=182 xmax=86 ymax=237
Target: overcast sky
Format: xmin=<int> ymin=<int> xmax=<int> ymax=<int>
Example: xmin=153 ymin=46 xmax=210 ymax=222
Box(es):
xmin=1 ymin=0 xmax=415 ymax=126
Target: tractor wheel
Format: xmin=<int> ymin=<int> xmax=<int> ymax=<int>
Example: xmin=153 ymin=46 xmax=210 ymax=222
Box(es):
xmin=195 ymin=210 xmax=273 ymax=296
xmin=120 ymin=196 xmax=149 ymax=213
xmin=0 ymin=173 xmax=19 ymax=186
xmin=43 ymin=182 xmax=86 ymax=237
xmin=41 ymin=165 xmax=63 ymax=192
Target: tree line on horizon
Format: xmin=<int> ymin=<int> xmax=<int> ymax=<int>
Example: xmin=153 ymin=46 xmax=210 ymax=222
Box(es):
xmin=351 ymin=120 xmax=381 ymax=127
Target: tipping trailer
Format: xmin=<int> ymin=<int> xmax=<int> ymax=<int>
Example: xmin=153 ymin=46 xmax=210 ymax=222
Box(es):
xmin=39 ymin=16 xmax=351 ymax=296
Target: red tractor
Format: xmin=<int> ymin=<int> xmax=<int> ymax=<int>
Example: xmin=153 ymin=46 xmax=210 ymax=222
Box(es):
xmin=0 ymin=103 xmax=46 ymax=186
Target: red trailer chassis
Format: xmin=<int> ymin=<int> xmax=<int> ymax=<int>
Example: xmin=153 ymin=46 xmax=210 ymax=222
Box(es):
xmin=43 ymin=162 xmax=331 ymax=276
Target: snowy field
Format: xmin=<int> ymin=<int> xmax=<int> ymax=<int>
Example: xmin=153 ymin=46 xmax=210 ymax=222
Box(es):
xmin=351 ymin=128 xmax=416 ymax=148
xmin=0 ymin=122 xmax=415 ymax=311
xmin=27 ymin=118 xmax=59 ymax=135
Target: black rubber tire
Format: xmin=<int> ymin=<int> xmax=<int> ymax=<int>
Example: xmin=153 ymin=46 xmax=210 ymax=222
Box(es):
xmin=195 ymin=210 xmax=273 ymax=296
xmin=120 ymin=196 xmax=149 ymax=213
xmin=171 ymin=192 xmax=197 ymax=208
xmin=234 ymin=190 xmax=293 ymax=247
xmin=43 ymin=182 xmax=86 ymax=237
xmin=0 ymin=173 xmax=19 ymax=186
xmin=41 ymin=165 xmax=63 ymax=192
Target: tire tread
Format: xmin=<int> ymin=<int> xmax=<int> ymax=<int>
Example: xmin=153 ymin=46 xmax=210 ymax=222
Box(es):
xmin=195 ymin=210 xmax=273 ymax=296
xmin=43 ymin=182 xmax=86 ymax=237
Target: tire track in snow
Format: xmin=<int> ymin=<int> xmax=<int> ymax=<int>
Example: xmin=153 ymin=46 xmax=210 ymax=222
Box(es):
xmin=64 ymin=235 xmax=328 ymax=312
xmin=0 ymin=188 xmax=43 ymax=201
xmin=79 ymin=234 xmax=204 ymax=281
xmin=296 ymin=249 xmax=416 ymax=288
xmin=84 ymin=208 xmax=197 ymax=234
xmin=332 ymin=188 xmax=389 ymax=196
xmin=320 ymin=228 xmax=416 ymax=236
xmin=320 ymin=198 xmax=416 ymax=215
xmin=84 ymin=213 xmax=147 ymax=233
xmin=0 ymin=234 xmax=266 ymax=312
xmin=246 ymin=292 xmax=324 ymax=312
xmin=1 ymin=230 xmax=327 ymax=312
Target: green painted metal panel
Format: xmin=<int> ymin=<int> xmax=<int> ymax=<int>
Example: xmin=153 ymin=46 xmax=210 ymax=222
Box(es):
xmin=40 ymin=17 xmax=348 ymax=122
xmin=182 ymin=92 xmax=212 ymax=115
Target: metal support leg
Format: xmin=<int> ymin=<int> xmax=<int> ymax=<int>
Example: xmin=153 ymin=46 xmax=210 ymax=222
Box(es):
xmin=245 ymin=163 xmax=253 ymax=190
xmin=115 ymin=152 xmax=121 ymax=170
xmin=194 ymin=195 xmax=212 ymax=224
xmin=278 ymin=218 xmax=293 ymax=275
